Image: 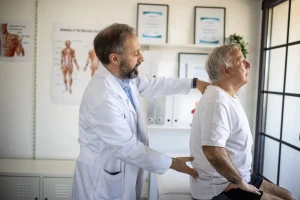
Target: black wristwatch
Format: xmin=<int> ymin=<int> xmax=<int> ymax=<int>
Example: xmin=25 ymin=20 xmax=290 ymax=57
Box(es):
xmin=192 ymin=78 xmax=197 ymax=88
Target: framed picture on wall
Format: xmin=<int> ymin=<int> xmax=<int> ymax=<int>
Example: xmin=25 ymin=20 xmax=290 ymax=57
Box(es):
xmin=137 ymin=3 xmax=169 ymax=44
xmin=178 ymin=53 xmax=210 ymax=82
xmin=194 ymin=6 xmax=226 ymax=46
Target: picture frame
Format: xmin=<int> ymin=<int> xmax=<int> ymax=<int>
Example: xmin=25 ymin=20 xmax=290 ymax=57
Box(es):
xmin=178 ymin=53 xmax=210 ymax=82
xmin=194 ymin=6 xmax=226 ymax=46
xmin=137 ymin=3 xmax=169 ymax=44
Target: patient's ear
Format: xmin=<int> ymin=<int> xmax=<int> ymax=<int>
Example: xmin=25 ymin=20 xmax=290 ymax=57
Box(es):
xmin=220 ymin=66 xmax=230 ymax=77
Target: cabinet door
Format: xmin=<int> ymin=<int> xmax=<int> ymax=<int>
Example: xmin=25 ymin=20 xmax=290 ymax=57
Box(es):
xmin=0 ymin=176 xmax=40 ymax=200
xmin=43 ymin=178 xmax=73 ymax=200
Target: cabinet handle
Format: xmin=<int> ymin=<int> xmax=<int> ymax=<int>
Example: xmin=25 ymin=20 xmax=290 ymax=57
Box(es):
xmin=35 ymin=198 xmax=38 ymax=200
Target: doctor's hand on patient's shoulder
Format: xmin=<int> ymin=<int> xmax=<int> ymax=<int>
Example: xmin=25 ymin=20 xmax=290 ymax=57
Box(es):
xmin=170 ymin=157 xmax=199 ymax=179
xmin=225 ymin=180 xmax=261 ymax=195
xmin=196 ymin=79 xmax=211 ymax=94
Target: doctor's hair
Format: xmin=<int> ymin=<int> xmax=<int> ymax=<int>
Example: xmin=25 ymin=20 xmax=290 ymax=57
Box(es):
xmin=205 ymin=44 xmax=241 ymax=83
xmin=93 ymin=23 xmax=136 ymax=65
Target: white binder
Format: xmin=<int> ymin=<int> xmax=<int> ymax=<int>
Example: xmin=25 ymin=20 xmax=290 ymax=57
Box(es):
xmin=165 ymin=95 xmax=173 ymax=126
xmin=147 ymin=99 xmax=155 ymax=125
xmin=154 ymin=96 xmax=166 ymax=125
xmin=139 ymin=50 xmax=151 ymax=77
xmin=172 ymin=95 xmax=181 ymax=126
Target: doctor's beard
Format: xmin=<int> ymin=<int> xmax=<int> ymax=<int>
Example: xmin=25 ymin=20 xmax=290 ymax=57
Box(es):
xmin=119 ymin=58 xmax=141 ymax=79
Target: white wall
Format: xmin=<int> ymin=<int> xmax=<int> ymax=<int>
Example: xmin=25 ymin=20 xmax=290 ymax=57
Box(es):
xmin=0 ymin=0 xmax=262 ymax=159
xmin=0 ymin=0 xmax=36 ymax=158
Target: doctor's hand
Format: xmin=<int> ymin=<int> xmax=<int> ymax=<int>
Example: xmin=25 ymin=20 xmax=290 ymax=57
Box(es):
xmin=196 ymin=79 xmax=210 ymax=94
xmin=170 ymin=157 xmax=199 ymax=179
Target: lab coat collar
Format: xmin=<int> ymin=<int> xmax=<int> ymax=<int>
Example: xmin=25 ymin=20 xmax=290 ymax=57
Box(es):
xmin=96 ymin=66 xmax=137 ymax=115
xmin=114 ymin=77 xmax=131 ymax=91
xmin=96 ymin=66 xmax=128 ymax=100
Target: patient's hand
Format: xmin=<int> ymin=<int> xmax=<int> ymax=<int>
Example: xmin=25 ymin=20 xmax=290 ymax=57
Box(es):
xmin=170 ymin=157 xmax=199 ymax=179
xmin=225 ymin=180 xmax=261 ymax=195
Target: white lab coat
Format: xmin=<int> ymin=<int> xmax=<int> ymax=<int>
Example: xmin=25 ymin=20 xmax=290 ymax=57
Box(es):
xmin=72 ymin=66 xmax=191 ymax=200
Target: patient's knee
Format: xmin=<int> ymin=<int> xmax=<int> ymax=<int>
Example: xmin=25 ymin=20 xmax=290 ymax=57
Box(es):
xmin=285 ymin=192 xmax=296 ymax=200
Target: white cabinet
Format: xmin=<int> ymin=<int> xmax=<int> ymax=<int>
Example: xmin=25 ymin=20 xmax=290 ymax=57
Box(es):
xmin=42 ymin=178 xmax=73 ymax=200
xmin=0 ymin=176 xmax=73 ymax=200
xmin=0 ymin=176 xmax=40 ymax=200
xmin=0 ymin=159 xmax=75 ymax=200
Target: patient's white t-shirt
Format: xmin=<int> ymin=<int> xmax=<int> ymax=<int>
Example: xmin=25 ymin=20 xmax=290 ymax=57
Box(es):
xmin=189 ymin=86 xmax=253 ymax=200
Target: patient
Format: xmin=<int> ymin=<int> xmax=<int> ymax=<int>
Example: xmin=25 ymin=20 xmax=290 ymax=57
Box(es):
xmin=189 ymin=44 xmax=294 ymax=200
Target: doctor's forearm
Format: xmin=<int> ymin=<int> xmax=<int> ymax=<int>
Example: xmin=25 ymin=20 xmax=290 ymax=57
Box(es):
xmin=202 ymin=146 xmax=243 ymax=184
xmin=113 ymin=143 xmax=173 ymax=174
xmin=138 ymin=77 xmax=190 ymax=98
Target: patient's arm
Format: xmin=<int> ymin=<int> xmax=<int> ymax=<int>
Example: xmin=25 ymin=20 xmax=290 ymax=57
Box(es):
xmin=203 ymin=146 xmax=242 ymax=184
xmin=203 ymin=146 xmax=260 ymax=195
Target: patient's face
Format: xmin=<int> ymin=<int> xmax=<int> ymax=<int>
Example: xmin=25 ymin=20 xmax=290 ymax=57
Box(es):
xmin=228 ymin=49 xmax=251 ymax=85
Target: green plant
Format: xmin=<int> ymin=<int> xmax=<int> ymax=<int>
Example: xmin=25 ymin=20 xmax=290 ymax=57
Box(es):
xmin=228 ymin=33 xmax=248 ymax=58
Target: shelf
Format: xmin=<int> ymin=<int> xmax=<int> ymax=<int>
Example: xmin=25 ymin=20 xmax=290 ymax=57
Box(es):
xmin=141 ymin=43 xmax=218 ymax=50
xmin=147 ymin=125 xmax=191 ymax=131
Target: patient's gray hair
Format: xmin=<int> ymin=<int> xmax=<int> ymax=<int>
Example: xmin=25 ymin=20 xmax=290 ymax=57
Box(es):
xmin=206 ymin=44 xmax=241 ymax=83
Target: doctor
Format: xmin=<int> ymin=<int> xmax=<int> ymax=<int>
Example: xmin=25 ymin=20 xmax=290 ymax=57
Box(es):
xmin=72 ymin=23 xmax=209 ymax=200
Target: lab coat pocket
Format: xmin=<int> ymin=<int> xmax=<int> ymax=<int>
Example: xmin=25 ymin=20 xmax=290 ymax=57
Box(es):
xmin=102 ymin=170 xmax=123 ymax=199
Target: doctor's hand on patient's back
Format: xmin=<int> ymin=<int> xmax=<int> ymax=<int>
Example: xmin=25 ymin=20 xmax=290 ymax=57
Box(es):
xmin=196 ymin=79 xmax=211 ymax=94
xmin=170 ymin=157 xmax=199 ymax=179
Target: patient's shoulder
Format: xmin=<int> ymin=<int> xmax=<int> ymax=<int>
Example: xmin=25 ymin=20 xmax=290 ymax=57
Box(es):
xmin=202 ymin=86 xmax=231 ymax=105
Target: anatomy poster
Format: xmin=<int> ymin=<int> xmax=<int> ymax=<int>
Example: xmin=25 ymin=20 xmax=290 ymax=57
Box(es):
xmin=0 ymin=21 xmax=33 ymax=62
xmin=52 ymin=24 xmax=104 ymax=105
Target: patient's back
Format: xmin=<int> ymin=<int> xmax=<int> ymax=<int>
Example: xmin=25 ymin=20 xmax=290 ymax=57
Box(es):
xmin=189 ymin=85 xmax=253 ymax=200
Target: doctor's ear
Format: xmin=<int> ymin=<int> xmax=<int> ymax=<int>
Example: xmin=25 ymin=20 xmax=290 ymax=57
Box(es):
xmin=220 ymin=66 xmax=230 ymax=77
xmin=108 ymin=53 xmax=120 ymax=65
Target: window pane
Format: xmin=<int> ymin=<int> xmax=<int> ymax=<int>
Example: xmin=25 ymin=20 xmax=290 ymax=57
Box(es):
xmin=266 ymin=48 xmax=286 ymax=92
xmin=264 ymin=50 xmax=270 ymax=91
xmin=279 ymin=145 xmax=300 ymax=199
xmin=282 ymin=96 xmax=300 ymax=148
xmin=265 ymin=94 xmax=282 ymax=139
xmin=267 ymin=9 xmax=272 ymax=48
xmin=270 ymin=1 xmax=289 ymax=47
xmin=286 ymin=45 xmax=300 ymax=94
xmin=289 ymin=0 xmax=300 ymax=43
xmin=262 ymin=137 xmax=279 ymax=183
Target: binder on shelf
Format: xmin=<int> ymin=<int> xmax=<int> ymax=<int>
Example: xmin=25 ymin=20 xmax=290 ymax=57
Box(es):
xmin=147 ymin=99 xmax=155 ymax=125
xmin=154 ymin=96 xmax=165 ymax=125
xmin=149 ymin=50 xmax=161 ymax=78
xmin=138 ymin=50 xmax=151 ymax=77
xmin=165 ymin=95 xmax=173 ymax=126
xmin=172 ymin=95 xmax=181 ymax=126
